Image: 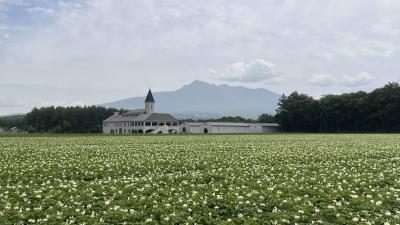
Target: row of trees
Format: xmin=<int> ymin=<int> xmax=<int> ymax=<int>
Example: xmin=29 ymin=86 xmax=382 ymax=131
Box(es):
xmin=23 ymin=106 xmax=120 ymax=133
xmin=0 ymin=115 xmax=25 ymax=130
xmin=275 ymin=82 xmax=400 ymax=132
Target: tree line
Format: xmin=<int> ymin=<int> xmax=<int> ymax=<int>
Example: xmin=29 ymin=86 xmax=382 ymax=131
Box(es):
xmin=275 ymin=82 xmax=400 ymax=132
xmin=0 ymin=115 xmax=25 ymax=130
xmin=0 ymin=106 xmax=121 ymax=133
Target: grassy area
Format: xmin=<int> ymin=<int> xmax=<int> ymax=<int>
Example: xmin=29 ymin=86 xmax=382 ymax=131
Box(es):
xmin=0 ymin=134 xmax=399 ymax=224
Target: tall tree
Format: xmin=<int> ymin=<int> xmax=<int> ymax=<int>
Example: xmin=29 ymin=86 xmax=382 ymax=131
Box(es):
xmin=276 ymin=92 xmax=320 ymax=132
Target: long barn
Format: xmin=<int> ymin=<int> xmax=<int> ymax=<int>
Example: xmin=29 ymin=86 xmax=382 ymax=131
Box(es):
xmin=179 ymin=122 xmax=279 ymax=134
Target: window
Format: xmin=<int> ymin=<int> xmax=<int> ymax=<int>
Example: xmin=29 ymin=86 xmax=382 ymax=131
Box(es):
xmin=166 ymin=122 xmax=171 ymax=126
xmin=152 ymin=122 xmax=157 ymax=126
xmin=145 ymin=122 xmax=151 ymax=126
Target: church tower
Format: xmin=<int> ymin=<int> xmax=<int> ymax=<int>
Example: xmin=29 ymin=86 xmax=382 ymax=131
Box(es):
xmin=145 ymin=89 xmax=155 ymax=114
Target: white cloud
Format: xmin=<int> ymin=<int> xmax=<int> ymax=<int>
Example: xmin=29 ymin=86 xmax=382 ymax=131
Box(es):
xmin=218 ymin=59 xmax=276 ymax=83
xmin=39 ymin=101 xmax=85 ymax=108
xmin=26 ymin=7 xmax=54 ymax=14
xmin=340 ymin=72 xmax=374 ymax=87
xmin=308 ymin=74 xmax=337 ymax=87
xmin=308 ymin=72 xmax=374 ymax=87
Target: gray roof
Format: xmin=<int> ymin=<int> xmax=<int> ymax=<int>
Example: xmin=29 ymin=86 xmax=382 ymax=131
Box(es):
xmin=103 ymin=114 xmax=122 ymax=122
xmin=124 ymin=109 xmax=145 ymax=115
xmin=180 ymin=122 xmax=203 ymax=126
xmin=103 ymin=111 xmax=177 ymax=122
xmin=255 ymin=123 xmax=280 ymax=127
xmin=207 ymin=122 xmax=252 ymax=127
xmin=145 ymin=113 xmax=178 ymax=122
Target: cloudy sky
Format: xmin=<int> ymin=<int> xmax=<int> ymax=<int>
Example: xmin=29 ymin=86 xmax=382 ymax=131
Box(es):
xmin=0 ymin=0 xmax=399 ymax=115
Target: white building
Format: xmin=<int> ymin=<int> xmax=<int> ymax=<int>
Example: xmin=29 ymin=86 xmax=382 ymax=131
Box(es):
xmin=179 ymin=122 xmax=279 ymax=134
xmin=103 ymin=90 xmax=179 ymax=134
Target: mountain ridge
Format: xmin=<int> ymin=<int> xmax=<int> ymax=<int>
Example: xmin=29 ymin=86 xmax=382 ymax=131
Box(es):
xmin=100 ymin=80 xmax=280 ymax=119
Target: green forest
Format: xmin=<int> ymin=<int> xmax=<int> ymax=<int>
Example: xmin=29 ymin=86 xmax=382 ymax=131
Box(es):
xmin=276 ymin=82 xmax=400 ymax=132
xmin=0 ymin=106 xmax=120 ymax=133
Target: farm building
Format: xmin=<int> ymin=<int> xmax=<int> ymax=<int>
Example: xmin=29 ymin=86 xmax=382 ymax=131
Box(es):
xmin=179 ymin=122 xmax=279 ymax=134
xmin=102 ymin=90 xmax=179 ymax=134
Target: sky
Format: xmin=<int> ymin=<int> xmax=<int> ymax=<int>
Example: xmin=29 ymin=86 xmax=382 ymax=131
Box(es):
xmin=0 ymin=0 xmax=399 ymax=115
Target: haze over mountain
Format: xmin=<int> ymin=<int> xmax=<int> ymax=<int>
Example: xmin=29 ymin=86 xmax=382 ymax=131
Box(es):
xmin=101 ymin=80 xmax=280 ymax=119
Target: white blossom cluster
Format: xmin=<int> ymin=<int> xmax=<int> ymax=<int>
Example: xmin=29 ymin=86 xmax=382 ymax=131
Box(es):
xmin=0 ymin=134 xmax=399 ymax=224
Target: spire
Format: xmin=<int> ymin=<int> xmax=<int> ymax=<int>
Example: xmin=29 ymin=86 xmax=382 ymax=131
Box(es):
xmin=145 ymin=89 xmax=155 ymax=103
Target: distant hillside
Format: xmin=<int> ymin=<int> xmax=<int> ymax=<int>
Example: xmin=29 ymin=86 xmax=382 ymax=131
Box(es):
xmin=0 ymin=114 xmax=25 ymax=120
xmin=101 ymin=80 xmax=280 ymax=119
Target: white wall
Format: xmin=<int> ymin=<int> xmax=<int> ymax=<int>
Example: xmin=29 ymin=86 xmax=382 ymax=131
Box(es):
xmin=103 ymin=122 xmax=145 ymax=134
xmin=180 ymin=124 xmax=202 ymax=133
xmin=261 ymin=126 xmax=279 ymax=132
xmin=104 ymin=122 xmax=179 ymax=134
xmin=180 ymin=122 xmax=279 ymax=134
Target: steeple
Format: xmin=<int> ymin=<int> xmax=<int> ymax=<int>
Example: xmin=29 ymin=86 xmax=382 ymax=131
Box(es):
xmin=145 ymin=89 xmax=155 ymax=103
xmin=144 ymin=89 xmax=155 ymax=114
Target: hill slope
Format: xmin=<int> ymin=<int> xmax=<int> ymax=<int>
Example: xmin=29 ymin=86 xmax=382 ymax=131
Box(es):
xmin=101 ymin=80 xmax=280 ymax=119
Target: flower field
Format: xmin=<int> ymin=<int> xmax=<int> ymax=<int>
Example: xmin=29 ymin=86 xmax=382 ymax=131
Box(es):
xmin=0 ymin=134 xmax=400 ymax=224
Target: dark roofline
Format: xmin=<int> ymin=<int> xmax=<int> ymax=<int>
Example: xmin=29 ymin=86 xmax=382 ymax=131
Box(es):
xmin=145 ymin=89 xmax=155 ymax=102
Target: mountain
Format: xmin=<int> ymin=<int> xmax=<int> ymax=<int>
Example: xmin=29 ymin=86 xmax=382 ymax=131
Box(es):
xmin=100 ymin=80 xmax=281 ymax=119
xmin=0 ymin=114 xmax=25 ymax=119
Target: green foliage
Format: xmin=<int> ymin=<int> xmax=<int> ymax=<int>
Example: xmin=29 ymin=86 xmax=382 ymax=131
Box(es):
xmin=0 ymin=134 xmax=399 ymax=224
xmin=24 ymin=106 xmax=122 ymax=133
xmin=0 ymin=115 xmax=25 ymax=130
xmin=276 ymin=82 xmax=400 ymax=132
xmin=257 ymin=113 xmax=276 ymax=123
xmin=276 ymin=92 xmax=320 ymax=132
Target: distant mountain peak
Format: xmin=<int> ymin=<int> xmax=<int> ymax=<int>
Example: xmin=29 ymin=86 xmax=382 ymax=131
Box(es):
xmin=101 ymin=80 xmax=280 ymax=119
xmin=191 ymin=79 xmax=206 ymax=84
xmin=183 ymin=79 xmax=214 ymax=87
